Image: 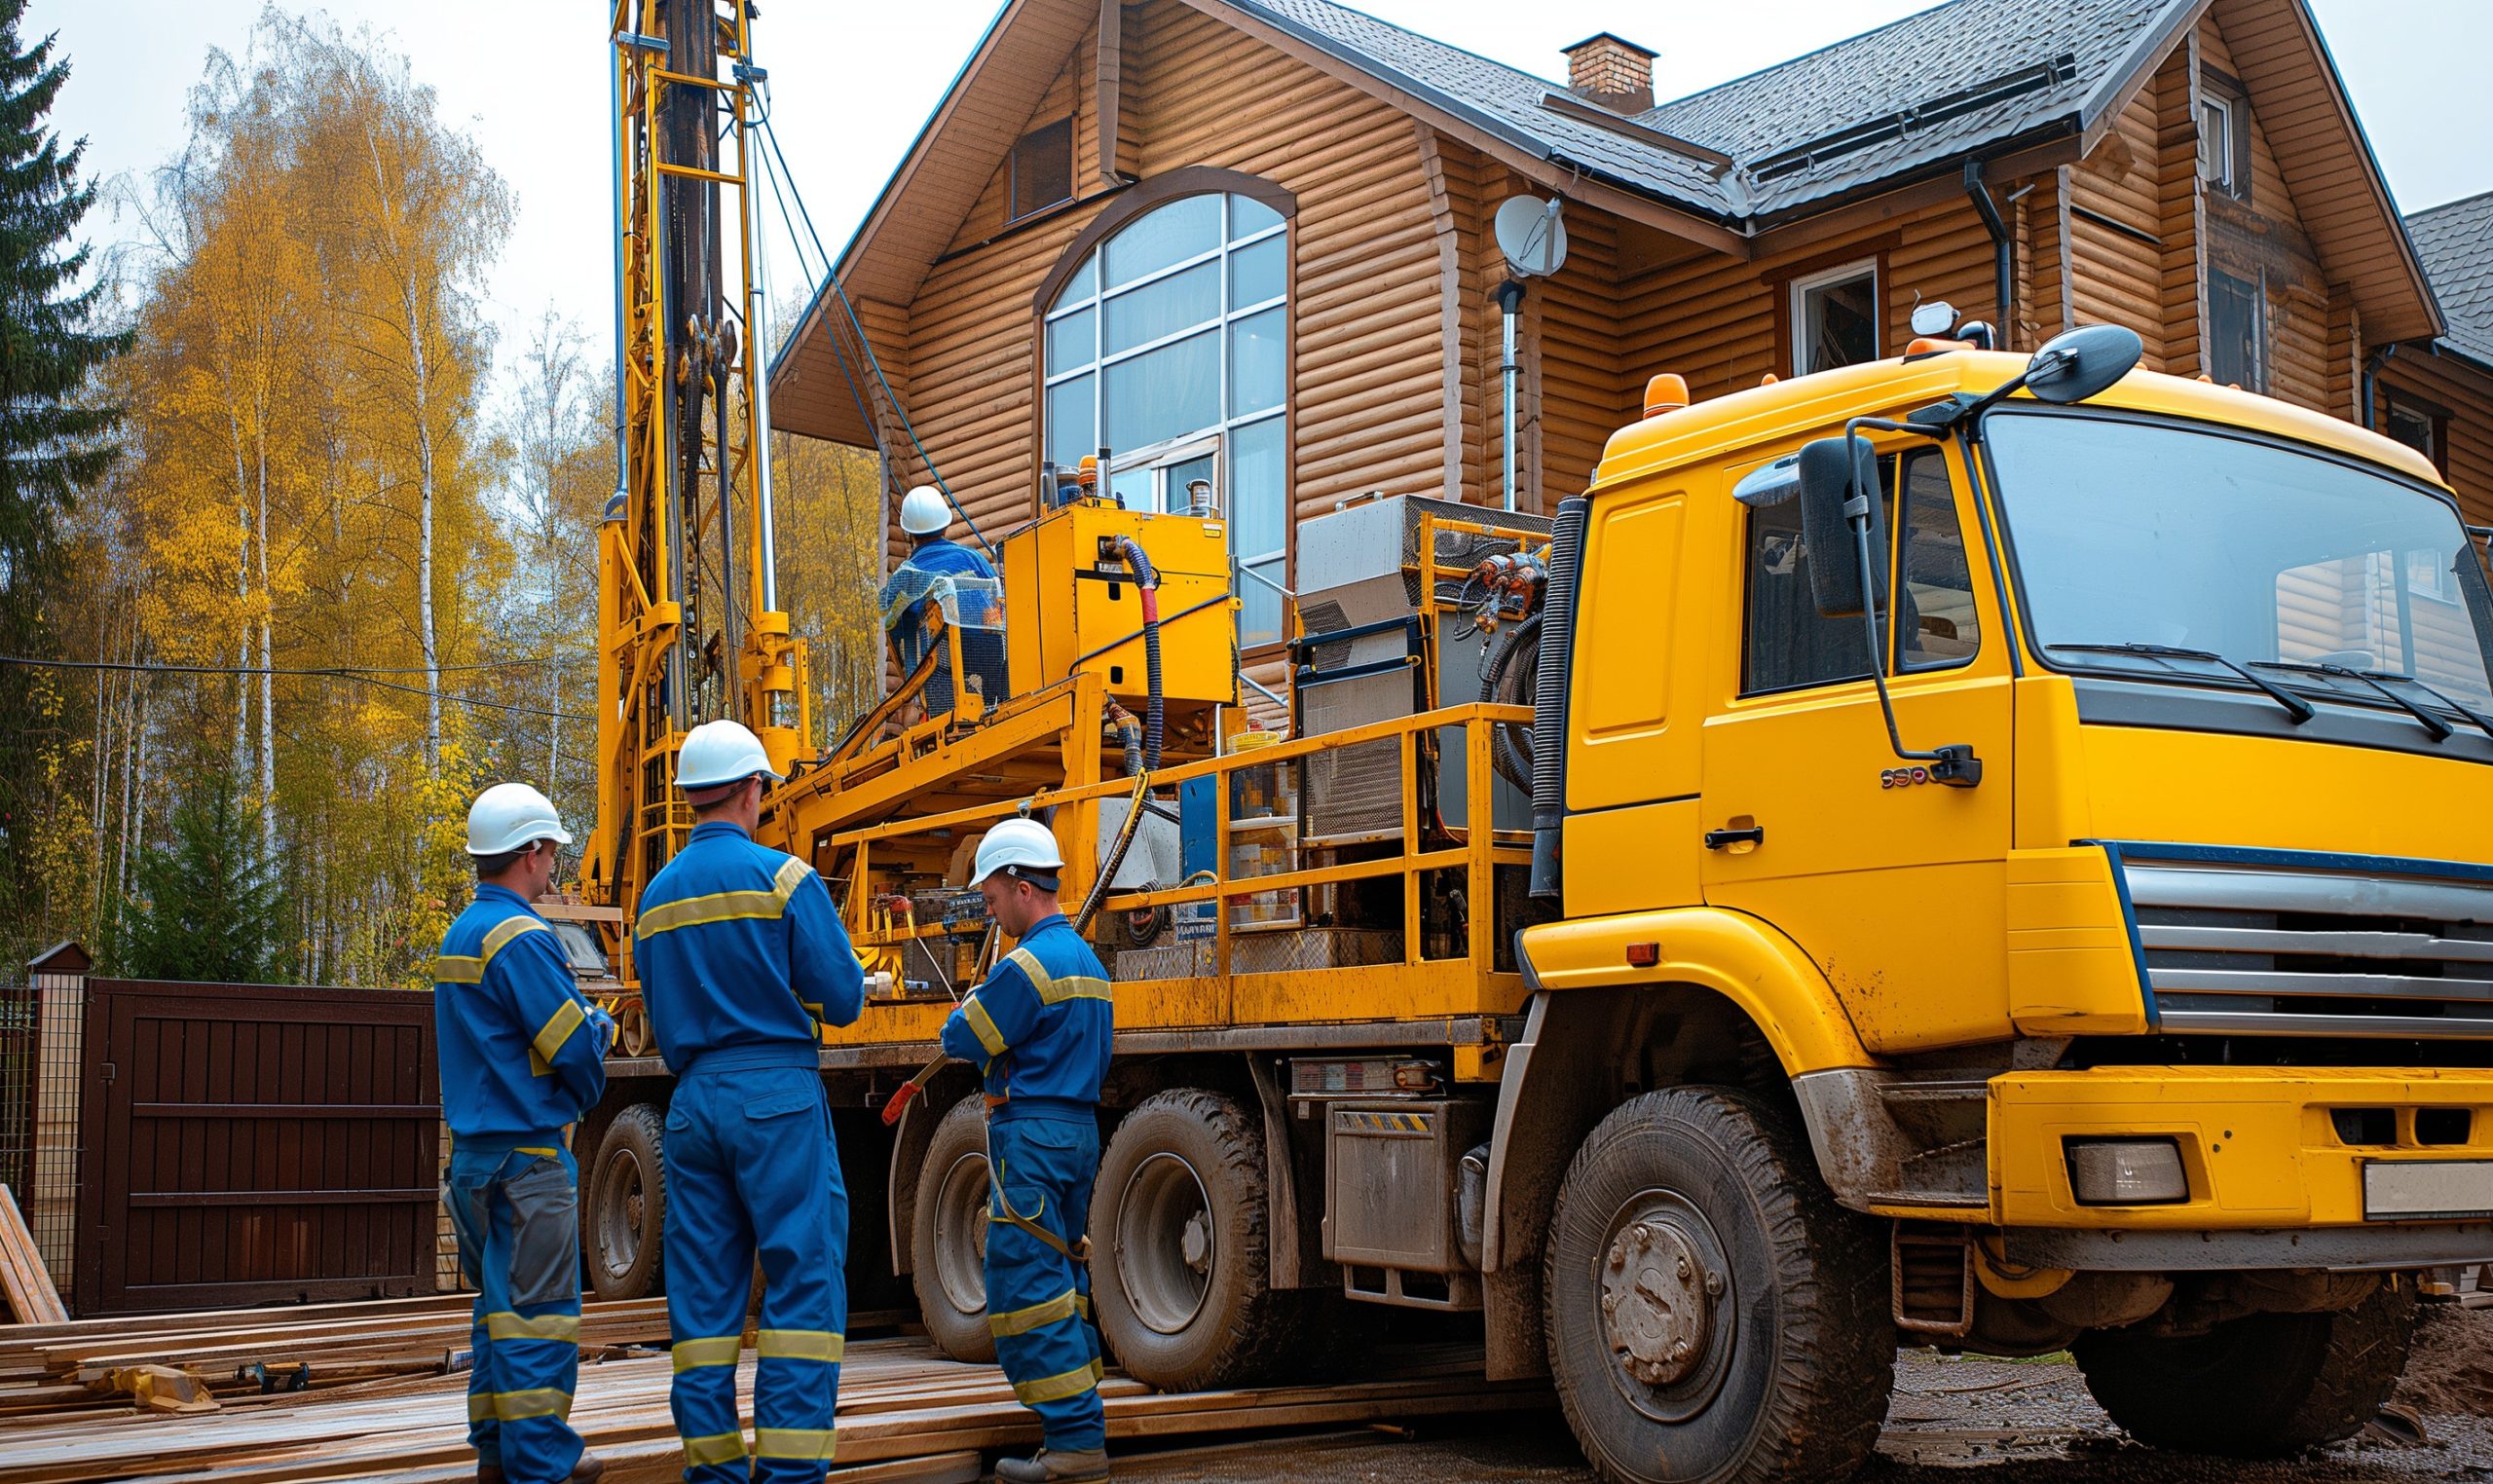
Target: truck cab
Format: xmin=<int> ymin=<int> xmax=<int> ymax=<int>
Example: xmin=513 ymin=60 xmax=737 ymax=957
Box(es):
xmin=1511 ymin=322 xmax=2493 ymax=1478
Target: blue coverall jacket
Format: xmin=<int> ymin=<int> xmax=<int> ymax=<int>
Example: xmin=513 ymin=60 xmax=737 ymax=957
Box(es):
xmin=879 ymin=538 xmax=999 ymax=712
xmin=636 ymin=821 xmax=865 ymax=1482
xmin=939 ymin=913 xmax=1114 ymax=1449
xmin=434 ymin=884 xmax=609 ymax=1483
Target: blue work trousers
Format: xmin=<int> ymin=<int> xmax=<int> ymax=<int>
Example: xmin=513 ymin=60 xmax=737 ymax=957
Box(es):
xmin=664 ymin=1064 xmax=847 ymax=1482
xmin=444 ymin=1144 xmax=586 ymax=1484
xmin=986 ymin=1113 xmax=1106 ymax=1451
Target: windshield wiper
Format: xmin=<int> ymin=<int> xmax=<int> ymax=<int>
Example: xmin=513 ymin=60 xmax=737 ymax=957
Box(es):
xmin=2249 ymin=660 xmax=2450 ymax=741
xmin=2363 ymin=671 xmax=2493 ymax=742
xmin=2048 ymin=643 xmax=2314 ymax=723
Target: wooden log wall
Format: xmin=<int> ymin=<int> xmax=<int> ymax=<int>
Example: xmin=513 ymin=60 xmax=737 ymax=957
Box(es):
xmin=2380 ymin=352 xmax=2493 ymax=527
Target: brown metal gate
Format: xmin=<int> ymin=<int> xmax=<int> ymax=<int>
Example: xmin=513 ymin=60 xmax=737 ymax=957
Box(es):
xmin=75 ymin=978 xmax=439 ymax=1316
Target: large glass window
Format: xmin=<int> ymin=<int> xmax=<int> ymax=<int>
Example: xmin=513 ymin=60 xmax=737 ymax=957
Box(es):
xmin=1990 ymin=410 xmax=2493 ymax=710
xmin=1046 ymin=192 xmax=1288 ymax=647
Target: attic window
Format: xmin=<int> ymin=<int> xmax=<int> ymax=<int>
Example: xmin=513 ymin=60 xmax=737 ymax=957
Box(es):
xmin=2197 ymin=77 xmax=2251 ymax=203
xmin=1010 ymin=118 xmax=1073 ymax=222
xmin=2384 ymin=394 xmax=2448 ymax=477
xmin=2208 ymin=268 xmax=2265 ymax=392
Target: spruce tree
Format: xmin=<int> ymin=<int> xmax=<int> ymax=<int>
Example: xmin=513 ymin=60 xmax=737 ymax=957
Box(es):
xmin=120 ymin=772 xmax=280 ymax=983
xmin=0 ymin=0 xmax=129 ymax=965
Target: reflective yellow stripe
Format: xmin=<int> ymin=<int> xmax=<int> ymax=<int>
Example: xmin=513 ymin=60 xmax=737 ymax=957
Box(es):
xmin=482 ymin=915 xmax=550 ymax=962
xmin=532 ymin=1000 xmax=585 ymax=1066
xmin=672 ymin=1335 xmax=742 ymax=1372
xmin=754 ymin=1427 xmax=837 ymax=1461
xmin=682 ymin=1431 xmax=748 ymax=1466
xmin=1008 ymin=946 xmax=1112 ymax=1006
xmin=514 ymin=1146 xmax=562 ymax=1158
xmin=493 ymin=1388 xmax=573 ymax=1421
xmin=1011 ymin=1357 xmax=1105 ymax=1405
xmin=755 ymin=1328 xmax=844 ymax=1362
xmin=435 ymin=954 xmax=484 ymax=985
xmin=987 ymin=1289 xmax=1083 ymax=1338
xmin=963 ymin=995 xmax=1007 ymax=1057
xmin=637 ymin=857 xmax=812 ymax=940
xmin=467 ymin=1392 xmax=494 ymax=1423
xmin=485 ymin=1311 xmax=579 ymax=1344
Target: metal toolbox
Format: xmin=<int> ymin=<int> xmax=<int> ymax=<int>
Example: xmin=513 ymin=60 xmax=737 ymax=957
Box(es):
xmin=1322 ymin=1096 xmax=1489 ymax=1307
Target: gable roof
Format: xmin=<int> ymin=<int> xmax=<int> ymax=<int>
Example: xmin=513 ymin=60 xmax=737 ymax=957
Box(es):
xmin=2406 ymin=191 xmax=2493 ymax=371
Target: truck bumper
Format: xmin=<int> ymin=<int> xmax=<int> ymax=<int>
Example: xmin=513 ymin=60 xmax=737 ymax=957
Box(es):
xmin=1991 ymin=1065 xmax=2493 ymax=1267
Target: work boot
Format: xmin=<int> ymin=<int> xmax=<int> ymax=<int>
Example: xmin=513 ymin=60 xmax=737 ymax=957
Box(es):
xmin=994 ymin=1446 xmax=1110 ymax=1483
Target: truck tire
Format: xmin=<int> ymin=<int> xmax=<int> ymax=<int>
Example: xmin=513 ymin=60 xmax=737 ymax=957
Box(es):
xmin=910 ymin=1096 xmax=997 ymax=1363
xmin=1090 ymin=1088 xmax=1296 ymax=1391
xmin=1545 ymin=1087 xmax=1891 ymax=1484
xmin=585 ymin=1103 xmax=667 ymax=1300
xmin=2074 ymin=1280 xmax=2417 ymax=1456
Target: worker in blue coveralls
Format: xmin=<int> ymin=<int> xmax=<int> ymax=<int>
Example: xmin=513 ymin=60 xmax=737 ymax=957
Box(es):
xmin=940 ymin=817 xmax=1116 ymax=1484
xmin=880 ymin=484 xmax=997 ymax=714
xmin=435 ymin=782 xmax=614 ymax=1484
xmin=636 ymin=719 xmax=866 ymax=1482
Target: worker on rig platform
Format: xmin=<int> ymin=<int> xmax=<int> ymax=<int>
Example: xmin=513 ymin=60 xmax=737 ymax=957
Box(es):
xmin=879 ymin=484 xmax=997 ymax=714
xmin=635 ymin=720 xmax=866 ymax=1482
xmin=939 ymin=817 xmax=1116 ymax=1484
xmin=434 ymin=783 xmax=614 ymax=1484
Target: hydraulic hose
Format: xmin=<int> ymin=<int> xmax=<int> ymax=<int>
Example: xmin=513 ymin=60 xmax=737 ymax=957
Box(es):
xmin=1107 ymin=535 xmax=1164 ymax=769
xmin=1105 ymin=700 xmax=1144 ymax=777
xmin=1075 ymin=770 xmax=1152 ymax=935
xmin=1483 ymin=612 xmax=1543 ymax=791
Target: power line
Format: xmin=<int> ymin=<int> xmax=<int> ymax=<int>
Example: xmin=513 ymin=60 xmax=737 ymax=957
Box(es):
xmin=0 ymin=654 xmax=593 ymax=723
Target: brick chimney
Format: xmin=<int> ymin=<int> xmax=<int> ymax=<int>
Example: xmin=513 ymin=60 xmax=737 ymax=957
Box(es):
xmin=1564 ymin=32 xmax=1656 ymax=113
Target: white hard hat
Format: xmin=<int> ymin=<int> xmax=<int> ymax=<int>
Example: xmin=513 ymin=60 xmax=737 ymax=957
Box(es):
xmin=466 ymin=783 xmax=573 ymax=857
xmin=676 ymin=719 xmax=783 ymax=793
xmin=971 ymin=817 xmax=1065 ymax=888
xmin=899 ymin=485 xmax=951 ymax=538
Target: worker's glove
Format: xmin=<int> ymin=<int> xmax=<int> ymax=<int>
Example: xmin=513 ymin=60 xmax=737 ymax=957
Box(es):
xmin=588 ymin=1006 xmax=617 ymax=1056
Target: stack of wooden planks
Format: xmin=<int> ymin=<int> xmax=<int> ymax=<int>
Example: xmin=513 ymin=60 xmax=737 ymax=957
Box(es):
xmin=0 ymin=1329 xmax=1548 ymax=1483
xmin=0 ymin=1293 xmax=673 ymax=1419
xmin=0 ymin=1185 xmax=67 ymax=1325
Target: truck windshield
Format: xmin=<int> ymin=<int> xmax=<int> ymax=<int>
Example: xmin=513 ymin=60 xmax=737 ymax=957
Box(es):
xmin=1988 ymin=410 xmax=2493 ymax=715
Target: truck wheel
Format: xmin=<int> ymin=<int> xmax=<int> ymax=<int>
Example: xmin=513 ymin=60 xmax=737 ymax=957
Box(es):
xmin=1091 ymin=1088 xmax=1292 ymax=1391
xmin=1545 ymin=1087 xmax=1891 ymax=1484
xmin=586 ymin=1103 xmax=666 ymax=1300
xmin=2074 ymin=1280 xmax=2417 ymax=1456
xmin=911 ymin=1096 xmax=997 ymax=1363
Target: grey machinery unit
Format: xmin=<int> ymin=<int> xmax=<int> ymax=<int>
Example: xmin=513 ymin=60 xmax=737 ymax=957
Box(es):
xmin=1290 ymin=494 xmax=1549 ymax=841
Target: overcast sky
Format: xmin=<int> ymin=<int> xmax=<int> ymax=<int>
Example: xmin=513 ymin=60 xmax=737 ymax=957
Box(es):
xmin=29 ymin=0 xmax=2493 ymax=395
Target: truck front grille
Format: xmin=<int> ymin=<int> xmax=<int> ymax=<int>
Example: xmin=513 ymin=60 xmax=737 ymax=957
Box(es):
xmin=2126 ymin=855 xmax=2493 ymax=1038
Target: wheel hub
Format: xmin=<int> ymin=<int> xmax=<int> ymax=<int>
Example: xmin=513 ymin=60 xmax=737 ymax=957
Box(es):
xmin=1180 ymin=1211 xmax=1211 ymax=1273
xmin=1601 ymin=1218 xmax=1723 ymax=1386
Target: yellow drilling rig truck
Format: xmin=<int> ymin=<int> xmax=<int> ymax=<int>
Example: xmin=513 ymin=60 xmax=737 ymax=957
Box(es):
xmin=561 ymin=6 xmax=2493 ymax=1481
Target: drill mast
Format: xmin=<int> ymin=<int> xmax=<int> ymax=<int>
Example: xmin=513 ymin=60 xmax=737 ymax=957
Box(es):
xmin=589 ymin=0 xmax=808 ymax=979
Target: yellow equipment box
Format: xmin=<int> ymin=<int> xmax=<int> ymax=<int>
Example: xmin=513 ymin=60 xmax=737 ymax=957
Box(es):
xmin=1001 ymin=501 xmax=1238 ymax=706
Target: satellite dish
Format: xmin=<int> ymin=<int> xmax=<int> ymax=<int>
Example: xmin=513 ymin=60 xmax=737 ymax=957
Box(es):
xmin=1494 ymin=196 xmax=1569 ymax=278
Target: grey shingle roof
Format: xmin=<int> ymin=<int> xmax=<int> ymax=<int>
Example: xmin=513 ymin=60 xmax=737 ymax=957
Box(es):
xmin=2407 ymin=192 xmax=2493 ymax=369
xmin=1223 ymin=0 xmax=2192 ymax=221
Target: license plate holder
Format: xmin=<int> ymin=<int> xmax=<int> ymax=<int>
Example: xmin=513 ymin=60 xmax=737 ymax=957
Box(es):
xmin=2364 ymin=1160 xmax=2493 ymax=1221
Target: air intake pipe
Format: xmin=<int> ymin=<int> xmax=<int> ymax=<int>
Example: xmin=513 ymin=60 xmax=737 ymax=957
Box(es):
xmin=1529 ymin=497 xmax=1590 ymax=901
xmin=1104 ymin=535 xmax=1165 ymax=768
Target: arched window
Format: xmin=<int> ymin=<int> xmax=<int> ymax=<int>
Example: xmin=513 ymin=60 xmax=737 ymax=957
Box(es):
xmin=1043 ymin=192 xmax=1287 ymax=647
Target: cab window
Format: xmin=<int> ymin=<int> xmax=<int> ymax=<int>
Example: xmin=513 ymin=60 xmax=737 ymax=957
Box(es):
xmin=1740 ymin=447 xmax=1979 ymax=693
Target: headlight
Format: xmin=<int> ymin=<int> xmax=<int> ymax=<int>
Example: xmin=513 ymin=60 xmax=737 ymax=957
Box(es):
xmin=2065 ymin=1137 xmax=2189 ymax=1205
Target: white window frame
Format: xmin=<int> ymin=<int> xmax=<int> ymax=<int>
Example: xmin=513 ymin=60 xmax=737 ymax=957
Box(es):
xmin=1044 ymin=193 xmax=1288 ymax=647
xmin=1789 ymin=259 xmax=1879 ymax=377
xmin=2198 ymin=94 xmax=2235 ymax=194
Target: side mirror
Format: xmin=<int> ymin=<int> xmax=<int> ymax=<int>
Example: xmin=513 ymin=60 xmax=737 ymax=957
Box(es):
xmin=2025 ymin=323 xmax=2143 ymax=405
xmin=1910 ymin=300 xmax=1958 ymax=338
xmin=1796 ymin=436 xmax=1885 ymax=618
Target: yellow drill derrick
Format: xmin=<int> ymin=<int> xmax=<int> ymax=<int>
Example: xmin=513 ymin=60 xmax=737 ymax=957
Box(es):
xmin=589 ymin=0 xmax=807 ymax=993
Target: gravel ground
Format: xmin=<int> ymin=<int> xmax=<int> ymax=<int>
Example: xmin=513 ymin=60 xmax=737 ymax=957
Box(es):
xmin=1114 ymin=1309 xmax=2493 ymax=1483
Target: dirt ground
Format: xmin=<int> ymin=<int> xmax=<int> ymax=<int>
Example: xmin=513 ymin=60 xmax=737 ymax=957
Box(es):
xmin=1115 ymin=1308 xmax=2493 ymax=1483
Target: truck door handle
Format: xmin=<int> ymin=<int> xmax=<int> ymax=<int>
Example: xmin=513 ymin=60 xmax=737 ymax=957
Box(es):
xmin=1704 ymin=826 xmax=1765 ymax=850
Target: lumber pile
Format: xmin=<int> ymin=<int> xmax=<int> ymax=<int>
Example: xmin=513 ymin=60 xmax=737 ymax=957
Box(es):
xmin=0 ymin=1293 xmax=673 ymax=1419
xmin=0 ymin=1335 xmax=1548 ymax=1483
xmin=0 ymin=1184 xmax=67 ymax=1325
